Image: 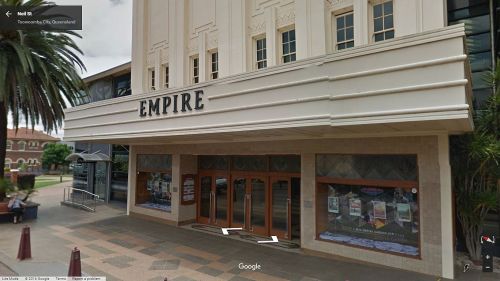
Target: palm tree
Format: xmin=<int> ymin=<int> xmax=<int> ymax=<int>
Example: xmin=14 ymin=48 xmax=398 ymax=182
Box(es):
xmin=451 ymin=62 xmax=500 ymax=262
xmin=0 ymin=0 xmax=86 ymax=185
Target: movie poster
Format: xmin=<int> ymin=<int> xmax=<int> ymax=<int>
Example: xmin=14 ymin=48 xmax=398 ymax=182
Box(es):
xmin=372 ymin=201 xmax=387 ymax=219
xmin=328 ymin=196 xmax=339 ymax=213
xmin=349 ymin=198 xmax=362 ymax=217
xmin=397 ymin=203 xmax=412 ymax=222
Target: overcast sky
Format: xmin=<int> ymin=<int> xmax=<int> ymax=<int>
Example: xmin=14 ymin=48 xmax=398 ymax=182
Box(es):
xmin=7 ymin=0 xmax=133 ymax=138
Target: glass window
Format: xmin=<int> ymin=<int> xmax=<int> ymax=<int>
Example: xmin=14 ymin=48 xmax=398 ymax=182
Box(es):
xmin=466 ymin=33 xmax=491 ymax=53
xmin=336 ymin=12 xmax=354 ymax=50
xmin=136 ymin=172 xmax=172 ymax=212
xmin=373 ymin=1 xmax=394 ymax=42
xmin=114 ymin=73 xmax=131 ymax=98
xmin=316 ymin=154 xmax=419 ymax=256
xmin=149 ymin=68 xmax=155 ymax=90
xmin=450 ymin=15 xmax=490 ymax=35
xmin=137 ymin=154 xmax=172 ymax=171
xmin=269 ymin=155 xmax=301 ymax=173
xmin=6 ymin=141 xmax=12 ymax=150
xmin=256 ymin=37 xmax=267 ymax=69
xmin=469 ymin=51 xmax=492 ymax=72
xmin=111 ymin=145 xmax=129 ymax=202
xmin=281 ymin=29 xmax=296 ymax=63
xmin=199 ymin=155 xmax=229 ymax=170
xmin=231 ymin=156 xmax=268 ymax=171
xmin=192 ymin=56 xmax=199 ymax=84
xmin=210 ymin=52 xmax=218 ymax=80
xmin=164 ymin=65 xmax=169 ymax=89
xmin=18 ymin=141 xmax=25 ymax=151
xmin=472 ymin=70 xmax=490 ymax=90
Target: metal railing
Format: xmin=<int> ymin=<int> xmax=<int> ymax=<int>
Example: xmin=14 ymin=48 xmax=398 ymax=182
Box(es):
xmin=62 ymin=187 xmax=100 ymax=212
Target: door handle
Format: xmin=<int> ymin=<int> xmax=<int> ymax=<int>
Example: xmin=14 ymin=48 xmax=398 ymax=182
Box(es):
xmin=286 ymin=198 xmax=291 ymax=234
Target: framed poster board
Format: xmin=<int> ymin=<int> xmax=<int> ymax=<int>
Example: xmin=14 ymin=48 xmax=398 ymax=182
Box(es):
xmin=181 ymin=174 xmax=196 ymax=205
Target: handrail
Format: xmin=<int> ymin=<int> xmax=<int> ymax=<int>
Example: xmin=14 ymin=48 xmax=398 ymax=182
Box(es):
xmin=61 ymin=187 xmax=101 ymax=212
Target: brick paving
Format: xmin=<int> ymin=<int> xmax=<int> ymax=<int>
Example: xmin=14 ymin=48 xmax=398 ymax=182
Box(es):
xmin=1 ymin=182 xmax=499 ymax=280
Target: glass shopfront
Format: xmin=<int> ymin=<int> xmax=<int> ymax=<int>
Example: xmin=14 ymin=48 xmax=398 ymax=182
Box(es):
xmin=316 ymin=154 xmax=420 ymax=257
xmin=136 ymin=154 xmax=172 ymax=212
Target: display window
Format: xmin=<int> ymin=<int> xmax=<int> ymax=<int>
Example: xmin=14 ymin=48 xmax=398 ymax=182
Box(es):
xmin=136 ymin=154 xmax=173 ymax=212
xmin=316 ymin=154 xmax=420 ymax=257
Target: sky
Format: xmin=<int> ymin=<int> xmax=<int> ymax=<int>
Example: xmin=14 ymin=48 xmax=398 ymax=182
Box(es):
xmin=7 ymin=0 xmax=133 ymax=138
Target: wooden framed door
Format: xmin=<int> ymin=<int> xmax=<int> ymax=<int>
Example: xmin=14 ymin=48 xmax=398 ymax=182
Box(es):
xmin=197 ymin=172 xmax=229 ymax=227
xmin=248 ymin=176 xmax=268 ymax=236
xmin=269 ymin=176 xmax=291 ymax=239
xmin=230 ymin=176 xmax=247 ymax=229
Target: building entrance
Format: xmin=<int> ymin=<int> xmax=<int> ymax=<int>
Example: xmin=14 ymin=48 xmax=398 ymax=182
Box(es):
xmin=197 ymin=155 xmax=301 ymax=240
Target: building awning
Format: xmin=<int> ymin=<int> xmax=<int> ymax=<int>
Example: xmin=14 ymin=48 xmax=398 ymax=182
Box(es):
xmin=65 ymin=152 xmax=111 ymax=162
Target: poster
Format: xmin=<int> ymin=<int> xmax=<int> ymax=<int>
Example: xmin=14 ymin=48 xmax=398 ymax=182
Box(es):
xmin=349 ymin=198 xmax=362 ymax=217
xmin=328 ymin=196 xmax=339 ymax=213
xmin=372 ymin=201 xmax=387 ymax=219
xmin=181 ymin=174 xmax=196 ymax=205
xmin=397 ymin=203 xmax=412 ymax=222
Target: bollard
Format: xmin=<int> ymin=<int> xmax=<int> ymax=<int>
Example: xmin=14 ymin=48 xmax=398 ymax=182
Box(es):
xmin=68 ymin=247 xmax=82 ymax=277
xmin=17 ymin=226 xmax=32 ymax=260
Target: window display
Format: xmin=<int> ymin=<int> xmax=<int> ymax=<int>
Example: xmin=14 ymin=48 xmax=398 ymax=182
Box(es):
xmin=136 ymin=154 xmax=172 ymax=212
xmin=316 ymin=154 xmax=419 ymax=257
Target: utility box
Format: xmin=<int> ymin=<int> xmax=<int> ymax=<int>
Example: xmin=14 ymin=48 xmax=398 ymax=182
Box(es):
xmin=481 ymin=235 xmax=496 ymax=272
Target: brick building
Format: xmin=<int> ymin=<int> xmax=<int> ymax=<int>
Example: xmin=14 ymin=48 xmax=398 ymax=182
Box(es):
xmin=5 ymin=128 xmax=59 ymax=170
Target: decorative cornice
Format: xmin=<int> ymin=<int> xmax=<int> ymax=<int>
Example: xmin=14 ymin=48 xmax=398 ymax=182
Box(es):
xmin=276 ymin=9 xmax=295 ymax=28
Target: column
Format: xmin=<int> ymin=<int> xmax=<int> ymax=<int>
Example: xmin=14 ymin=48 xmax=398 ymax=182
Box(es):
xmin=295 ymin=0 xmax=327 ymax=59
xmin=131 ymin=0 xmax=146 ymax=94
xmin=438 ymin=134 xmax=455 ymax=279
xmin=353 ymin=0 xmax=369 ymax=46
xmin=168 ymin=0 xmax=187 ymax=88
xmin=265 ymin=6 xmax=277 ymax=67
xmin=126 ymin=145 xmax=137 ymax=216
xmin=198 ymin=32 xmax=207 ymax=83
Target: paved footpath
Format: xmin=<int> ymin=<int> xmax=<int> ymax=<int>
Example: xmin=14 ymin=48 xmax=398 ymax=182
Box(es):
xmin=1 ymin=182 xmax=499 ymax=281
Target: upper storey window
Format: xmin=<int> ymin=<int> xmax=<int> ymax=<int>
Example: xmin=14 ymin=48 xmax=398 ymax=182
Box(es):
xmin=281 ymin=29 xmax=296 ymax=63
xmin=210 ymin=51 xmax=218 ymax=80
xmin=6 ymin=141 xmax=12 ymax=150
xmin=336 ymin=12 xmax=354 ymax=50
xmin=373 ymin=0 xmax=394 ymax=42
xmin=192 ymin=56 xmax=199 ymax=84
xmin=18 ymin=141 xmax=26 ymax=151
xmin=256 ymin=37 xmax=267 ymax=69
xmin=163 ymin=64 xmax=169 ymax=89
xmin=149 ymin=68 xmax=155 ymax=91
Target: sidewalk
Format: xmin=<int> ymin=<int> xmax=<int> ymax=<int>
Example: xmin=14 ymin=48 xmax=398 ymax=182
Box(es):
xmin=1 ymin=182 xmax=499 ymax=280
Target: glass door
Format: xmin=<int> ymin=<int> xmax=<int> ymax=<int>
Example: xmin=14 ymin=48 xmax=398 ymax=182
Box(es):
xmin=197 ymin=173 xmax=229 ymax=226
xmin=248 ymin=176 xmax=268 ymax=236
xmin=213 ymin=175 xmax=229 ymax=227
xmin=197 ymin=174 xmax=212 ymax=224
xmin=231 ymin=177 xmax=247 ymax=229
xmin=270 ymin=177 xmax=291 ymax=239
xmin=94 ymin=162 xmax=107 ymax=201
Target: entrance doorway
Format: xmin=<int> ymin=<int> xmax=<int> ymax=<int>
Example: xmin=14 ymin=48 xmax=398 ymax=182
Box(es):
xmin=196 ymin=155 xmax=301 ymax=240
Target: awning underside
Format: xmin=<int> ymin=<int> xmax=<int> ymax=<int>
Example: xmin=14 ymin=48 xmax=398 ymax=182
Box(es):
xmin=65 ymin=152 xmax=111 ymax=162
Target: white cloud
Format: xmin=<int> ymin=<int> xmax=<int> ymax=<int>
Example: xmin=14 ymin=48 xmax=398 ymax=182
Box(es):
xmin=7 ymin=0 xmax=132 ymax=137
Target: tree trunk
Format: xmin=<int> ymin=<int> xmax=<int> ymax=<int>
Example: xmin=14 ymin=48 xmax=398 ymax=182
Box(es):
xmin=0 ymin=101 xmax=6 ymax=179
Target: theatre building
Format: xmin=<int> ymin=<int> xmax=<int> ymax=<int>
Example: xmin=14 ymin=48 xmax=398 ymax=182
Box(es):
xmin=63 ymin=0 xmax=475 ymax=278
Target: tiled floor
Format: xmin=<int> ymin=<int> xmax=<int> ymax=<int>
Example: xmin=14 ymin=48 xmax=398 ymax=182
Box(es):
xmin=0 ymin=183 xmax=499 ymax=281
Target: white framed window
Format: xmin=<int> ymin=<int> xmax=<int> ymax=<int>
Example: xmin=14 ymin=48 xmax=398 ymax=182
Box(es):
xmin=18 ymin=141 xmax=26 ymax=151
xmin=281 ymin=28 xmax=296 ymax=63
xmin=6 ymin=140 xmax=12 ymax=150
xmin=372 ymin=0 xmax=394 ymax=42
xmin=191 ymin=55 xmax=199 ymax=84
xmin=17 ymin=158 xmax=25 ymax=165
xmin=149 ymin=68 xmax=155 ymax=91
xmin=163 ymin=64 xmax=169 ymax=89
xmin=255 ymin=37 xmax=267 ymax=69
xmin=335 ymin=12 xmax=354 ymax=50
xmin=4 ymin=159 xmax=11 ymax=169
xmin=210 ymin=51 xmax=218 ymax=80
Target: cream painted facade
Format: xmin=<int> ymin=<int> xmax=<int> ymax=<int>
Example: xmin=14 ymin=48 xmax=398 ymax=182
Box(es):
xmin=64 ymin=0 xmax=474 ymax=279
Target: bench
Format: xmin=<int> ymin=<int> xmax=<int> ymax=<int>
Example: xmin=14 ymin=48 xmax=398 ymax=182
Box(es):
xmin=0 ymin=202 xmax=13 ymax=222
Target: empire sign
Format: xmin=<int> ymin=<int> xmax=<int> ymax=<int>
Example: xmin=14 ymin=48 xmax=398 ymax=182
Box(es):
xmin=139 ymin=90 xmax=204 ymax=117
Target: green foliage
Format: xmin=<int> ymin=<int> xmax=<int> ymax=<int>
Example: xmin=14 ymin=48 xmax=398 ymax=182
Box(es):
xmin=451 ymin=62 xmax=500 ymax=261
xmin=0 ymin=178 xmax=14 ymax=201
xmin=18 ymin=163 xmax=28 ymax=172
xmin=0 ymin=0 xmax=87 ymax=179
xmin=42 ymin=143 xmax=71 ymax=169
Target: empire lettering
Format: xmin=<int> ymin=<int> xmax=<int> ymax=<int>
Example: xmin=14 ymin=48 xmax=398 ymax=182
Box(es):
xmin=139 ymin=90 xmax=204 ymax=117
